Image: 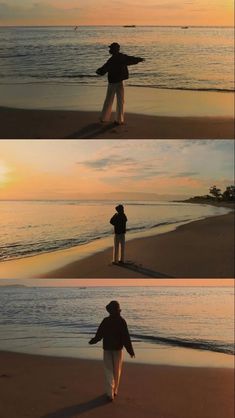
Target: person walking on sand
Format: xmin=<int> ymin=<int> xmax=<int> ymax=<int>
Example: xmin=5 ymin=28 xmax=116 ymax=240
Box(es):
xmin=89 ymin=300 xmax=135 ymax=401
xmin=110 ymin=204 xmax=127 ymax=264
xmin=96 ymin=42 xmax=145 ymax=125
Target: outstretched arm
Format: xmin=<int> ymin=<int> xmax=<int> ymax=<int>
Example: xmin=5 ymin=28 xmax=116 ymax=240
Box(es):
xmin=96 ymin=60 xmax=110 ymax=76
xmin=89 ymin=319 xmax=105 ymax=344
xmin=124 ymin=55 xmax=145 ymax=66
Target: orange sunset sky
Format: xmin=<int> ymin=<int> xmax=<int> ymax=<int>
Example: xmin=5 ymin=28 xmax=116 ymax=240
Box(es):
xmin=0 ymin=0 xmax=233 ymax=26
xmin=0 ymin=140 xmax=234 ymax=201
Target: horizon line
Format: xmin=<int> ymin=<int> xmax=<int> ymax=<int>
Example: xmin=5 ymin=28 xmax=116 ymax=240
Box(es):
xmin=0 ymin=25 xmax=233 ymax=28
xmin=0 ymin=197 xmax=187 ymax=202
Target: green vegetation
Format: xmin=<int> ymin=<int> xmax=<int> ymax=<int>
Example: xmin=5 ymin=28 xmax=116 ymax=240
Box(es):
xmin=183 ymin=185 xmax=235 ymax=204
xmin=209 ymin=185 xmax=235 ymax=201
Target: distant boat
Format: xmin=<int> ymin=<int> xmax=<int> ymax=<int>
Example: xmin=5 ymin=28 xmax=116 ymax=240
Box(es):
xmin=123 ymin=25 xmax=136 ymax=28
xmin=181 ymin=26 xmax=189 ymax=29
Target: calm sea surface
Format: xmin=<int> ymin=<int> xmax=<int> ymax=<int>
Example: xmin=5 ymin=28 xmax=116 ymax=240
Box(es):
xmin=0 ymin=200 xmax=230 ymax=262
xmin=0 ymin=26 xmax=234 ymax=91
xmin=0 ymin=286 xmax=233 ymax=366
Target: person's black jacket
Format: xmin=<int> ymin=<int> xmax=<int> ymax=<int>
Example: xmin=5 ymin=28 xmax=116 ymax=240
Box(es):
xmin=96 ymin=52 xmax=143 ymax=83
xmin=89 ymin=314 xmax=135 ymax=356
xmin=110 ymin=213 xmax=127 ymax=234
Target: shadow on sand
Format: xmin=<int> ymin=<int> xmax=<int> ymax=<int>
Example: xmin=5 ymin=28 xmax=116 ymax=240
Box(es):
xmin=40 ymin=394 xmax=109 ymax=418
xmin=116 ymin=261 xmax=172 ymax=278
xmin=65 ymin=122 xmax=120 ymax=139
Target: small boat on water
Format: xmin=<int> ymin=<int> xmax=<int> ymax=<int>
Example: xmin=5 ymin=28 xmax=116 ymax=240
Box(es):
xmin=181 ymin=26 xmax=189 ymax=29
xmin=123 ymin=25 xmax=136 ymax=28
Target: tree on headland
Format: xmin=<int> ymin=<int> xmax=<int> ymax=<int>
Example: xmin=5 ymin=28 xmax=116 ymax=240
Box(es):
xmin=222 ymin=186 xmax=235 ymax=202
xmin=209 ymin=185 xmax=222 ymax=201
xmin=208 ymin=185 xmax=235 ymax=202
xmin=184 ymin=184 xmax=235 ymax=203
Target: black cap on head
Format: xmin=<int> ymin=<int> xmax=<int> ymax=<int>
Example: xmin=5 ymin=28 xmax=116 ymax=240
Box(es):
xmin=109 ymin=42 xmax=120 ymax=50
xmin=106 ymin=300 xmax=121 ymax=314
xmin=115 ymin=204 xmax=124 ymax=213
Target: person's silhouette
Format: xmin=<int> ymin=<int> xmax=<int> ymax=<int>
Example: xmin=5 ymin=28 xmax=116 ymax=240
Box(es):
xmin=96 ymin=43 xmax=145 ymax=125
xmin=89 ymin=301 xmax=135 ymax=401
xmin=110 ymin=204 xmax=127 ymax=264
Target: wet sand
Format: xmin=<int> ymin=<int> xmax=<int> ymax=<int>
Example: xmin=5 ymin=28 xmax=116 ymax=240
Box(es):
xmin=40 ymin=212 xmax=234 ymax=279
xmin=0 ymin=107 xmax=234 ymax=139
xmin=0 ymin=351 xmax=233 ymax=418
xmin=0 ymin=211 xmax=233 ymax=279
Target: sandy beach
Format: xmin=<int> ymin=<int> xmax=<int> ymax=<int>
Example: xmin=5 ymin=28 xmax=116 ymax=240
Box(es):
xmin=0 ymin=210 xmax=233 ymax=279
xmin=0 ymin=107 xmax=234 ymax=139
xmin=0 ymin=351 xmax=233 ymax=418
xmin=1 ymin=83 xmax=233 ymax=138
xmin=39 ymin=211 xmax=234 ymax=279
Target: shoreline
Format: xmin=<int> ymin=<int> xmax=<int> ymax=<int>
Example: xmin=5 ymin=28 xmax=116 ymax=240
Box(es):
xmin=0 ymin=209 xmax=233 ymax=278
xmin=0 ymin=347 xmax=234 ymax=369
xmin=1 ymin=337 xmax=233 ymax=369
xmin=0 ymin=351 xmax=234 ymax=418
xmin=0 ymin=215 xmax=207 ymax=276
xmin=40 ymin=211 xmax=235 ymax=278
xmin=0 ymin=84 xmax=233 ymax=116
xmin=175 ymin=200 xmax=235 ymax=209
xmin=0 ymin=84 xmax=234 ymax=138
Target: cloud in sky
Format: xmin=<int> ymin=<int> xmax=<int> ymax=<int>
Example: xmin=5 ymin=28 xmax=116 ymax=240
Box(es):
xmin=77 ymin=155 xmax=136 ymax=170
xmin=170 ymin=172 xmax=199 ymax=177
xmin=77 ymin=153 xmax=202 ymax=181
xmin=0 ymin=140 xmax=233 ymax=200
xmin=93 ymin=140 xmax=233 ymax=178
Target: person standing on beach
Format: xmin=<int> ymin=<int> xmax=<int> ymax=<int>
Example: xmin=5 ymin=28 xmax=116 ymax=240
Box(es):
xmin=110 ymin=204 xmax=127 ymax=264
xmin=89 ymin=300 xmax=135 ymax=401
xmin=96 ymin=42 xmax=145 ymax=125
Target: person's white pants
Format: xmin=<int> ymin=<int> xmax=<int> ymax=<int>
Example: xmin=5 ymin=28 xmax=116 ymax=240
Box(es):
xmin=101 ymin=81 xmax=124 ymax=124
xmin=113 ymin=233 xmax=125 ymax=263
xmin=103 ymin=350 xmax=123 ymax=399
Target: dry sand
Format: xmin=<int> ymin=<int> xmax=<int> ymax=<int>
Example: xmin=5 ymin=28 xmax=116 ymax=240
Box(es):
xmin=40 ymin=212 xmax=234 ymax=279
xmin=0 ymin=351 xmax=233 ymax=418
xmin=0 ymin=107 xmax=234 ymax=139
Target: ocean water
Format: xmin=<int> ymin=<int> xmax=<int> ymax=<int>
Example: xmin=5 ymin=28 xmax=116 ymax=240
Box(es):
xmin=0 ymin=26 xmax=234 ymax=92
xmin=0 ymin=286 xmax=234 ymax=367
xmin=0 ymin=200 xmax=230 ymax=262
